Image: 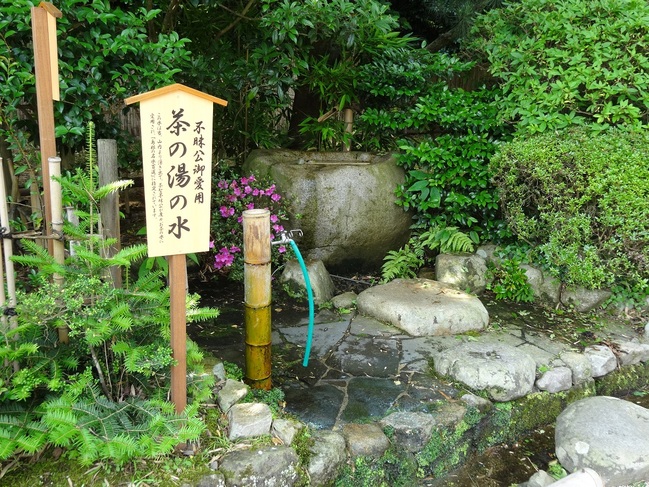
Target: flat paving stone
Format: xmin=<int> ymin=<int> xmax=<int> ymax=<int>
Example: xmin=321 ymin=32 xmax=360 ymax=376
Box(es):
xmin=327 ymin=336 xmax=400 ymax=377
xmin=278 ymin=320 xmax=350 ymax=358
xmin=342 ymin=377 xmax=405 ymax=422
xmin=349 ymin=315 xmax=400 ymax=337
xmin=283 ymin=382 xmax=344 ymax=429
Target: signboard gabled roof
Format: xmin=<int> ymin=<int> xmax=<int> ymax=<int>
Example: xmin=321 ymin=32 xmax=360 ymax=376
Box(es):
xmin=125 ymin=83 xmax=228 ymax=107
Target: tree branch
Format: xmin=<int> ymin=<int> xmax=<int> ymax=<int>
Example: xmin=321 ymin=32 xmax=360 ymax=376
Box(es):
xmin=215 ymin=0 xmax=257 ymax=41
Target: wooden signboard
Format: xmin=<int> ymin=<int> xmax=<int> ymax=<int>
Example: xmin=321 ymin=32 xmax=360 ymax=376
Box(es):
xmin=126 ymin=84 xmax=227 ymax=414
xmin=126 ymin=84 xmax=227 ymax=257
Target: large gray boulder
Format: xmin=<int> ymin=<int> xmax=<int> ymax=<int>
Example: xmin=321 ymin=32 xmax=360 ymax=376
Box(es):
xmin=434 ymin=341 xmax=536 ymax=401
xmin=561 ymin=287 xmax=612 ymax=312
xmin=356 ymin=278 xmax=488 ymax=336
xmin=555 ymin=396 xmax=649 ymax=486
xmin=243 ymin=149 xmax=411 ymax=270
xmin=521 ymin=264 xmax=561 ymax=304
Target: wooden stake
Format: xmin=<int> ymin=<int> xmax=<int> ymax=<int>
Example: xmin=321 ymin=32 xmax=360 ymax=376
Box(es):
xmin=169 ymin=253 xmax=187 ymax=413
xmin=31 ymin=5 xmax=61 ymax=253
xmin=0 ymin=159 xmax=19 ymax=371
xmin=97 ymin=139 xmax=122 ymax=288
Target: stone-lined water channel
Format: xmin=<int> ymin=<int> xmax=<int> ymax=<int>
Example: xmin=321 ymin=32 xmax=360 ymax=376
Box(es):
xmin=188 ymin=275 xmax=649 ymax=486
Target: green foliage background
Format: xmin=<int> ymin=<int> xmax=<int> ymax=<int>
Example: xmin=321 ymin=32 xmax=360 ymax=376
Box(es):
xmin=470 ymin=0 xmax=649 ymax=134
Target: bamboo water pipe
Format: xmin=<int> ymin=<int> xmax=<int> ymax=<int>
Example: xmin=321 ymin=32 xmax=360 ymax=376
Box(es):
xmin=243 ymin=209 xmax=272 ymax=390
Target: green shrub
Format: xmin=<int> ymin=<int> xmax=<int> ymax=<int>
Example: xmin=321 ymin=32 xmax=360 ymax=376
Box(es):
xmin=491 ymin=128 xmax=649 ymax=295
xmin=386 ymin=85 xmax=510 ymax=239
xmin=470 ymin=0 xmax=649 ymax=134
xmin=0 ymin=161 xmax=219 ymax=466
xmin=486 ymin=259 xmax=535 ymax=303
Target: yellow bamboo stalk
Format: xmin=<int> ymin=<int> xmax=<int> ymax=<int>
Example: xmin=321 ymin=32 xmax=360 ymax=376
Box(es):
xmin=243 ymin=209 xmax=272 ymax=390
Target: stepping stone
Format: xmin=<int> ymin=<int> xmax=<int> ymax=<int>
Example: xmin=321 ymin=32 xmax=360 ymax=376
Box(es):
xmin=356 ymin=278 xmax=488 ymax=336
xmin=219 ymin=446 xmax=299 ymax=486
xmin=342 ymin=423 xmax=390 ymax=458
xmin=327 ymin=336 xmax=400 ymax=377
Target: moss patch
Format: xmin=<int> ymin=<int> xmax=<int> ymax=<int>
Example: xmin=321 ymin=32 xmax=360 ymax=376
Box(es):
xmin=595 ymin=361 xmax=649 ymax=396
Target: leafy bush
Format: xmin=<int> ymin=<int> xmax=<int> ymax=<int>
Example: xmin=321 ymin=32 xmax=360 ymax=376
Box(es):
xmin=208 ymin=170 xmax=290 ymax=281
xmin=491 ymin=128 xmax=649 ymax=294
xmin=395 ymin=86 xmax=511 ymax=239
xmin=486 ymin=259 xmax=535 ymax=303
xmin=470 ymin=0 xmax=649 ymax=134
xmin=354 ymin=48 xmax=512 ymax=239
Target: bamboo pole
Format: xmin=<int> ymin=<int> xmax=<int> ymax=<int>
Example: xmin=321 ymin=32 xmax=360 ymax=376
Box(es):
xmin=0 ymin=157 xmax=17 ymax=337
xmin=169 ymin=253 xmax=187 ymax=413
xmin=0 ymin=159 xmax=10 ymax=365
xmin=343 ymin=108 xmax=353 ymax=152
xmin=243 ymin=209 xmax=272 ymax=390
xmin=48 ymin=156 xmax=68 ymax=343
xmin=97 ymin=139 xmax=122 ymax=288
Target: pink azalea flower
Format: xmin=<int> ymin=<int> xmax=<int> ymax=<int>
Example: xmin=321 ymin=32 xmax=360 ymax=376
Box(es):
xmin=278 ymin=246 xmax=286 ymax=253
xmin=219 ymin=206 xmax=235 ymax=218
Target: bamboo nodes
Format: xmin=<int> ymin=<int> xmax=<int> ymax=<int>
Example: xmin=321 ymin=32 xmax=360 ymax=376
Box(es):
xmin=243 ymin=209 xmax=272 ymax=390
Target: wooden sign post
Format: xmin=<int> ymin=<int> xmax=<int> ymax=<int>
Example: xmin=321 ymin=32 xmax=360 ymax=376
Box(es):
xmin=125 ymin=84 xmax=227 ymax=413
xmin=31 ymin=2 xmax=62 ymax=250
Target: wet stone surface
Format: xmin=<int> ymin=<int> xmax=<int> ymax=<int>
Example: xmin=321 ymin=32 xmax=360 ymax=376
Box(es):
xmin=282 ymin=382 xmax=344 ymax=430
xmin=327 ymin=336 xmax=401 ymax=377
xmin=343 ymin=377 xmax=405 ymax=422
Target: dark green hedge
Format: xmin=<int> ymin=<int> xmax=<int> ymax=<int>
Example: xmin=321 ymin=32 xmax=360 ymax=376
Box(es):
xmin=491 ymin=128 xmax=649 ymax=295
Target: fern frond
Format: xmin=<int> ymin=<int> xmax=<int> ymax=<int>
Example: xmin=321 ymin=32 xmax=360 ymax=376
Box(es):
xmin=14 ymin=239 xmax=51 ymax=261
xmin=0 ymin=430 xmax=18 ymax=459
xmin=381 ymin=244 xmax=423 ymax=282
xmin=438 ymin=226 xmax=475 ymax=253
xmin=86 ymin=121 xmax=96 ymax=187
xmin=108 ymin=244 xmax=148 ymax=267
xmin=418 ymin=225 xmax=476 ymax=254
xmin=56 ymin=171 xmax=96 ymax=206
xmin=94 ymin=180 xmax=134 ymax=200
xmin=186 ymin=306 xmax=220 ymax=323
